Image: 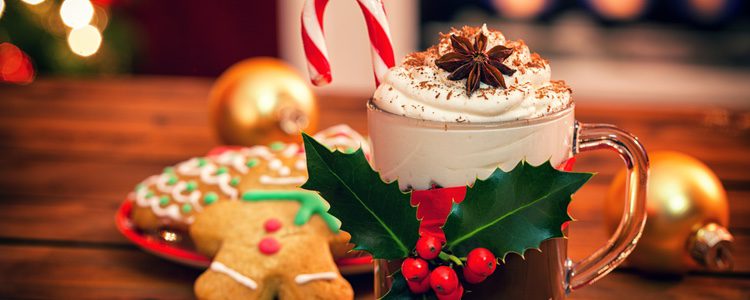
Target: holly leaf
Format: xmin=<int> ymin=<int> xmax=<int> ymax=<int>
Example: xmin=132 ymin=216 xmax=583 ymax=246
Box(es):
xmin=301 ymin=133 xmax=420 ymax=259
xmin=443 ymin=161 xmax=593 ymax=258
xmin=379 ymin=271 xmax=411 ymax=300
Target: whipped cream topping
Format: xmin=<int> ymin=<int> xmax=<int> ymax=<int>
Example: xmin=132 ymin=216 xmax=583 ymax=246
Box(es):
xmin=373 ymin=25 xmax=572 ymax=123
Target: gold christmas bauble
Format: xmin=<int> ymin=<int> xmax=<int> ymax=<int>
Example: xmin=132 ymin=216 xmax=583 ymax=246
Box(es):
xmin=604 ymin=151 xmax=733 ymax=274
xmin=209 ymin=57 xmax=319 ymax=146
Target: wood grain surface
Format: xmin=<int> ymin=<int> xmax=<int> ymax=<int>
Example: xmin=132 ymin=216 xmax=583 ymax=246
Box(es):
xmin=0 ymin=77 xmax=748 ymax=299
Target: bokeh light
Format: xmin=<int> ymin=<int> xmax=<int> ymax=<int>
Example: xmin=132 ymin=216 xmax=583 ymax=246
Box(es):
xmin=60 ymin=0 xmax=94 ymax=29
xmin=491 ymin=0 xmax=548 ymax=20
xmin=92 ymin=5 xmax=110 ymax=30
xmin=21 ymin=0 xmax=45 ymax=5
xmin=588 ymin=0 xmax=647 ymax=21
xmin=0 ymin=0 xmax=5 ymax=19
xmin=0 ymin=43 xmax=35 ymax=85
xmin=67 ymin=25 xmax=102 ymax=57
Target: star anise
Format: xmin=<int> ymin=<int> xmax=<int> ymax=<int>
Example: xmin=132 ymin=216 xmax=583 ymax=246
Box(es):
xmin=435 ymin=32 xmax=516 ymax=95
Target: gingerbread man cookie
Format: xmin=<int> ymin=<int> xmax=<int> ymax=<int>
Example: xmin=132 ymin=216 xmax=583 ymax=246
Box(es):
xmin=190 ymin=190 xmax=353 ymax=300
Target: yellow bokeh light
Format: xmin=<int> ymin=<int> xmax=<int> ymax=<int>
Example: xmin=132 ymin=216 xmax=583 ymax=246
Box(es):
xmin=67 ymin=25 xmax=102 ymax=57
xmin=60 ymin=0 xmax=94 ymax=29
xmin=0 ymin=0 xmax=5 ymax=19
xmin=21 ymin=0 xmax=45 ymax=5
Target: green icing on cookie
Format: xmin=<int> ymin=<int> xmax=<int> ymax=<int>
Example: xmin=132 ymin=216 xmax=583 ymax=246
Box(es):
xmin=185 ymin=180 xmax=198 ymax=193
xmin=204 ymin=192 xmax=218 ymax=205
xmin=241 ymin=190 xmax=339 ymax=233
xmin=246 ymin=158 xmax=259 ymax=168
xmin=186 ymin=181 xmax=198 ymax=192
xmin=215 ymin=167 xmax=228 ymax=175
xmin=344 ymin=147 xmax=355 ymax=154
xmin=159 ymin=195 xmax=170 ymax=207
xmin=163 ymin=166 xmax=175 ymax=174
xmin=135 ymin=183 xmax=145 ymax=192
xmin=197 ymin=158 xmax=207 ymax=167
xmin=269 ymin=142 xmax=285 ymax=151
xmin=230 ymin=177 xmax=240 ymax=186
xmin=145 ymin=190 xmax=155 ymax=198
xmin=181 ymin=203 xmax=192 ymax=214
xmin=167 ymin=175 xmax=178 ymax=185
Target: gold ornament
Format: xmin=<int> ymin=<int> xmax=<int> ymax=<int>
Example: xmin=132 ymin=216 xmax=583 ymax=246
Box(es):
xmin=604 ymin=151 xmax=734 ymax=274
xmin=209 ymin=57 xmax=319 ymax=146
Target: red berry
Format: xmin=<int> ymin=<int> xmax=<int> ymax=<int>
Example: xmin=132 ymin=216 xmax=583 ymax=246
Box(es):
xmin=401 ymin=258 xmax=430 ymax=282
xmin=416 ymin=235 xmax=442 ymax=260
xmin=406 ymin=275 xmax=431 ymax=294
xmin=466 ymin=248 xmax=497 ymax=277
xmin=436 ymin=282 xmax=464 ymax=300
xmin=462 ymin=267 xmax=487 ymax=284
xmin=429 ymin=266 xmax=459 ymax=295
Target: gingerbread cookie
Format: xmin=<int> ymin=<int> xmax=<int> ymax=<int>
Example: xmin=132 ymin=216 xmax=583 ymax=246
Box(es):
xmin=190 ymin=190 xmax=353 ymax=300
xmin=129 ymin=125 xmax=369 ymax=232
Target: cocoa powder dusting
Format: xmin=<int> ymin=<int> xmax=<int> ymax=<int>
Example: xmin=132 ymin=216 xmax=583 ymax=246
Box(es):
xmin=525 ymin=53 xmax=547 ymax=69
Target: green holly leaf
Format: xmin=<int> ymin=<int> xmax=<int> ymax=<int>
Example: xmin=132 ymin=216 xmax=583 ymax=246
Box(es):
xmin=443 ymin=161 xmax=593 ymax=258
xmin=301 ymin=133 xmax=420 ymax=259
xmin=379 ymin=271 xmax=410 ymax=300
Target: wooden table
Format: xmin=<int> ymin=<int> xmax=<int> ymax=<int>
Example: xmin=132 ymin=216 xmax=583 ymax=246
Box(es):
xmin=0 ymin=77 xmax=748 ymax=299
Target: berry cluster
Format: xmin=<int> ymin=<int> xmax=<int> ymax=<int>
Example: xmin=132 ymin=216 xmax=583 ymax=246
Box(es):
xmin=401 ymin=235 xmax=497 ymax=299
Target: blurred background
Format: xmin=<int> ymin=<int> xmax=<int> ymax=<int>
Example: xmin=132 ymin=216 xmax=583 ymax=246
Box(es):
xmin=1 ymin=0 xmax=749 ymax=108
xmin=0 ymin=2 xmax=749 ymax=298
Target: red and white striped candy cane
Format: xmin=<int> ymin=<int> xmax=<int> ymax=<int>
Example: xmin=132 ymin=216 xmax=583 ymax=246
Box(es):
xmin=301 ymin=0 xmax=396 ymax=87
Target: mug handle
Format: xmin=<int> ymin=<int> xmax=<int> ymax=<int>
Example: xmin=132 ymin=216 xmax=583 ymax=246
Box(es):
xmin=565 ymin=122 xmax=649 ymax=293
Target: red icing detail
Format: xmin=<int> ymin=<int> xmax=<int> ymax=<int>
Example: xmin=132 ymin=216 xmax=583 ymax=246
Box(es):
xmin=264 ymin=218 xmax=282 ymax=233
xmin=410 ymin=158 xmax=577 ymax=242
xmin=259 ymin=237 xmax=281 ymax=255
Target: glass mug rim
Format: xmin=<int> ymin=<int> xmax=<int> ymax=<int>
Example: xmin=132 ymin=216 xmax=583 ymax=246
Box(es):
xmin=366 ymin=99 xmax=575 ymax=130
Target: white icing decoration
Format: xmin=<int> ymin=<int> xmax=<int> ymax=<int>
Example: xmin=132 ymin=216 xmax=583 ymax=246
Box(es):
xmin=294 ymin=272 xmax=339 ymax=284
xmin=134 ymin=176 xmax=158 ymax=207
xmin=216 ymin=151 xmax=249 ymax=174
xmin=295 ymin=159 xmax=306 ymax=171
xmin=171 ymin=181 xmax=200 ymax=203
xmin=259 ymin=175 xmax=306 ymax=185
xmin=282 ymin=143 xmax=299 ymax=157
xmin=155 ymin=173 xmax=176 ymax=193
xmin=200 ymin=164 xmax=238 ymax=199
xmin=240 ymin=146 xmax=276 ymax=160
xmin=150 ymin=201 xmax=183 ymax=221
xmin=176 ymin=158 xmax=202 ymax=176
xmin=269 ymin=159 xmax=283 ymax=170
xmin=218 ymin=175 xmax=238 ymax=200
xmin=133 ymin=178 xmax=187 ymax=222
xmin=279 ymin=166 xmax=291 ymax=176
xmin=210 ymin=261 xmax=258 ymax=290
xmin=200 ymin=164 xmax=220 ymax=184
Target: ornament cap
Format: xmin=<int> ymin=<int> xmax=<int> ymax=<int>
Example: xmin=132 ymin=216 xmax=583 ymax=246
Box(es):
xmin=689 ymin=223 xmax=734 ymax=271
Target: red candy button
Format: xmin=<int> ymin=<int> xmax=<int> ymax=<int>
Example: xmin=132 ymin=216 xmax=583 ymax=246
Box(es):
xmin=258 ymin=237 xmax=281 ymax=255
xmin=264 ymin=218 xmax=282 ymax=233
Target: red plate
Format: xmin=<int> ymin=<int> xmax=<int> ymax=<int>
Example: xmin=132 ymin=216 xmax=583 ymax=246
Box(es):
xmin=114 ymin=146 xmax=373 ymax=274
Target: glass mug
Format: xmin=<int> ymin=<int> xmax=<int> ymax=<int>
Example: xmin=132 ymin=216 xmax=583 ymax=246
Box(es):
xmin=367 ymin=101 xmax=648 ymax=299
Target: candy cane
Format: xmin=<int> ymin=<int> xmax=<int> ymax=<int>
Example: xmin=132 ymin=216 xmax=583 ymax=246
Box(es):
xmin=301 ymin=0 xmax=396 ymax=87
